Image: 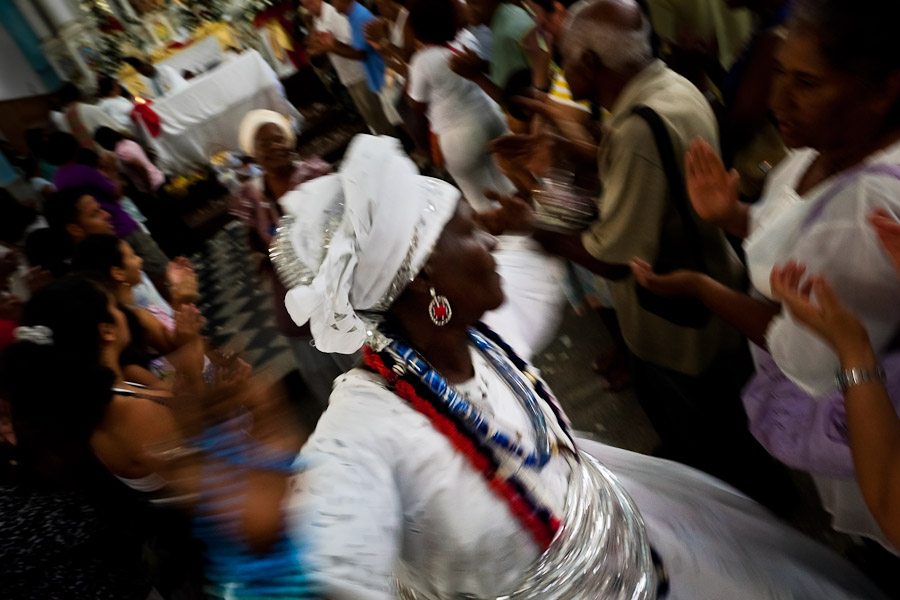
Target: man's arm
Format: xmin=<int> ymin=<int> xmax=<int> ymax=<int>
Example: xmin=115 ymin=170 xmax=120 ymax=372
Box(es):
xmin=330 ymin=39 xmax=367 ymax=61
xmin=534 ymin=229 xmax=631 ymax=279
xmin=449 ymin=49 xmax=505 ymax=105
xmin=477 ymin=191 xmax=630 ymax=279
xmin=318 ymin=27 xmax=367 ymax=61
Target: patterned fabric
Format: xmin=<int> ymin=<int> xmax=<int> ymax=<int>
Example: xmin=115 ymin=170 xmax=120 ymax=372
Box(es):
xmin=548 ymin=63 xmax=590 ymax=112
xmin=0 ymin=480 xmax=150 ymax=599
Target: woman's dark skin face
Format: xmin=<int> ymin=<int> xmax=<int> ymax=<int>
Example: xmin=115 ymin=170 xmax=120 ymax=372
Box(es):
xmin=254 ymin=123 xmax=294 ymax=174
xmin=769 ymin=29 xmax=900 ymax=194
xmin=770 ymin=31 xmax=900 ymax=154
xmin=423 ymin=202 xmax=504 ymax=322
xmin=388 ymin=202 xmax=503 ymax=383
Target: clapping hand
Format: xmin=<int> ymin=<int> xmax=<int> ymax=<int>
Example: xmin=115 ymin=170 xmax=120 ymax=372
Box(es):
xmin=319 ymin=31 xmax=336 ymax=52
xmin=476 ymin=190 xmax=536 ymax=235
xmin=167 ymin=257 xmax=198 ymax=306
xmin=630 ymin=259 xmax=704 ymax=297
xmin=769 ymin=261 xmax=870 ymax=359
xmin=364 ymin=19 xmax=387 ymax=50
xmin=489 ymin=132 xmax=554 ymax=179
xmin=512 ymin=93 xmax=579 ymax=128
xmin=308 ymin=31 xmax=335 ymax=55
xmin=306 ymin=33 xmax=325 ymax=56
xmin=520 ymin=27 xmax=552 ymax=82
xmin=685 ymin=138 xmax=741 ymax=225
xmin=169 ymin=304 xmax=206 ymax=377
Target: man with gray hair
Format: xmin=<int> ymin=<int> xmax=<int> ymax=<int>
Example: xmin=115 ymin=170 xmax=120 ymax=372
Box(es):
xmin=489 ymin=0 xmax=792 ymax=508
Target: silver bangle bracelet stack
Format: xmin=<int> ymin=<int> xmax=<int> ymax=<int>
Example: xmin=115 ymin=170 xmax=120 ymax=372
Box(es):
xmin=836 ymin=366 xmax=886 ymax=393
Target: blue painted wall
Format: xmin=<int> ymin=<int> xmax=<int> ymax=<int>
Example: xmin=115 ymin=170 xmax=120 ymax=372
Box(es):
xmin=0 ymin=0 xmax=61 ymax=93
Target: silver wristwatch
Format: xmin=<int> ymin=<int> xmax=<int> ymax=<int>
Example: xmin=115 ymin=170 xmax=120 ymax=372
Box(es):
xmin=835 ymin=366 xmax=885 ymax=392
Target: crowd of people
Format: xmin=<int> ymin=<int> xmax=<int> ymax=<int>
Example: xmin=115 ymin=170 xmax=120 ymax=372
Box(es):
xmin=3 ymin=0 xmax=900 ymax=597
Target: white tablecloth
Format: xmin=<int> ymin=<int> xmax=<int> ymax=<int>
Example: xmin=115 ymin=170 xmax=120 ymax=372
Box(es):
xmin=141 ymin=51 xmax=300 ymax=172
xmin=158 ymin=36 xmax=224 ymax=76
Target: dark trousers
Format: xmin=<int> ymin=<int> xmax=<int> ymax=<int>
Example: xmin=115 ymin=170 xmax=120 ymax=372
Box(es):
xmin=632 ymin=346 xmax=796 ymax=514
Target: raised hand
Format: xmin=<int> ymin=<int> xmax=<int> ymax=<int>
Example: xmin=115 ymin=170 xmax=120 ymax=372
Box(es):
xmin=630 ymin=258 xmax=705 ymax=297
xmin=169 ymin=304 xmax=207 ymax=380
xmin=685 ymin=138 xmax=743 ymax=229
xmin=520 ymin=27 xmax=551 ymax=83
xmin=769 ymin=261 xmax=869 ymax=357
xmin=476 ymin=190 xmax=536 ymax=235
xmin=167 ymin=258 xmax=198 ymax=306
xmin=364 ymin=19 xmax=387 ymax=50
xmin=489 ymin=132 xmax=554 ymax=179
xmin=315 ymin=31 xmax=336 ymax=53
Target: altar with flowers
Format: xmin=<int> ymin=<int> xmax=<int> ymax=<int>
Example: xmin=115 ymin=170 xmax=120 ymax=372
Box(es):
xmin=134 ymin=50 xmax=300 ymax=172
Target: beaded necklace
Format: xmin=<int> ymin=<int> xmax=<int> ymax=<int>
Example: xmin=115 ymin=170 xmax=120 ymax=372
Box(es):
xmin=386 ymin=330 xmax=554 ymax=467
xmin=363 ymin=323 xmax=573 ymax=548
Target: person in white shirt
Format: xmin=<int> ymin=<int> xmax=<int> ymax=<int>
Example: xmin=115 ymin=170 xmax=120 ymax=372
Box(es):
xmin=96 ymin=76 xmax=136 ymax=135
xmin=364 ymin=0 xmax=414 ymax=126
xmin=123 ymin=57 xmax=189 ymax=99
xmin=56 ymin=82 xmax=127 ymax=148
xmin=301 ymin=0 xmax=395 ymax=135
xmin=406 ymin=0 xmax=510 ymax=212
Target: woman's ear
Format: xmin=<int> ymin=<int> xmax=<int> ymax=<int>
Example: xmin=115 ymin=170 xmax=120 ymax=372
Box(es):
xmin=406 ymin=270 xmax=431 ymax=294
xmin=110 ymin=266 xmax=126 ymax=285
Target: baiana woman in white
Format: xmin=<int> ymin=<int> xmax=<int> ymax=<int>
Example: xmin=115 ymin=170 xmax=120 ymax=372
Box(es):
xmin=273 ymin=134 xmax=885 ymax=599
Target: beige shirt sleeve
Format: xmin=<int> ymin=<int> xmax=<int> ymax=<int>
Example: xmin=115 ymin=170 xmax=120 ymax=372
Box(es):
xmin=581 ymin=117 xmax=669 ymax=266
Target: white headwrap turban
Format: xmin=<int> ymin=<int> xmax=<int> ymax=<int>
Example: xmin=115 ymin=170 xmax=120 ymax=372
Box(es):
xmin=238 ymin=109 xmax=296 ymax=157
xmin=271 ymin=135 xmax=460 ymax=354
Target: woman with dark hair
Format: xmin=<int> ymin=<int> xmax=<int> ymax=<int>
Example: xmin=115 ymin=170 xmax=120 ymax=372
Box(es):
xmin=0 ymin=277 xmax=161 ymax=598
xmin=634 ymin=0 xmax=900 ymax=550
xmin=0 ymin=276 xmax=311 ymax=599
xmin=72 ymin=234 xmax=206 ymax=386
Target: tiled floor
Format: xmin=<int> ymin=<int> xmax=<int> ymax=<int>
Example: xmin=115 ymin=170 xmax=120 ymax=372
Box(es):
xmin=193 ymin=221 xmax=296 ymax=382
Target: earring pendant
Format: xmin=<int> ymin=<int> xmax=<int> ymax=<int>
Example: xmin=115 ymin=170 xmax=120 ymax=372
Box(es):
xmin=428 ymin=287 xmax=452 ymax=326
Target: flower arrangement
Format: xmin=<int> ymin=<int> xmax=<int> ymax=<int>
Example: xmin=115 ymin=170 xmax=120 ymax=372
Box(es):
xmin=164 ymin=171 xmax=206 ymax=198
